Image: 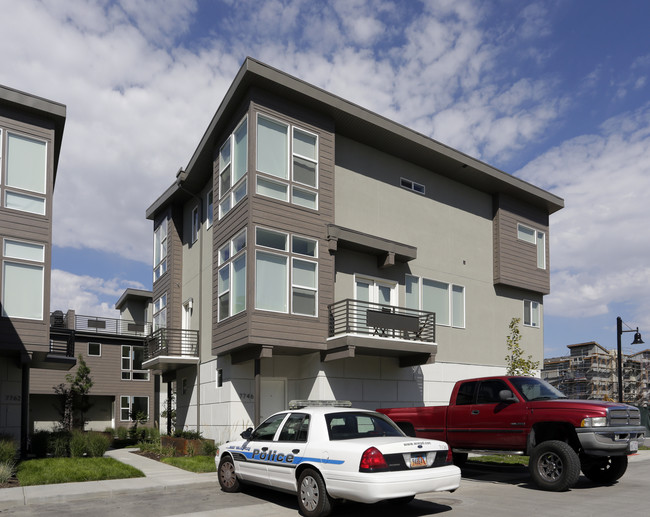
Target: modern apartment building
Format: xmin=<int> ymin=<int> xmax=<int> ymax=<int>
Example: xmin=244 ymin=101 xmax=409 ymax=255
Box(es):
xmin=543 ymin=341 xmax=650 ymax=403
xmin=144 ymin=58 xmax=564 ymax=443
xmin=0 ymin=85 xmax=68 ymax=455
xmin=29 ymin=289 xmax=157 ymax=433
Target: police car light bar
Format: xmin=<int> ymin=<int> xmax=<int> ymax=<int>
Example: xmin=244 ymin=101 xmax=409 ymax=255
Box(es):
xmin=289 ymin=400 xmax=352 ymax=409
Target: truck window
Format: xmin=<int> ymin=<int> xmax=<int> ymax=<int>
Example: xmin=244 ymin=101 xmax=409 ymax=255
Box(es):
xmin=456 ymin=381 xmax=477 ymax=405
xmin=477 ymin=380 xmax=509 ymax=404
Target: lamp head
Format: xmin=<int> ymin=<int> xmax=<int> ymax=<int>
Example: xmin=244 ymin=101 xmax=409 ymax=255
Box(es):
xmin=632 ymin=330 xmax=644 ymax=345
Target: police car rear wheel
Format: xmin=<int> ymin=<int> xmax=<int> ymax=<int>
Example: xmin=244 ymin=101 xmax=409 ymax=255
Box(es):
xmin=218 ymin=456 xmax=240 ymax=492
xmin=298 ymin=468 xmax=332 ymax=517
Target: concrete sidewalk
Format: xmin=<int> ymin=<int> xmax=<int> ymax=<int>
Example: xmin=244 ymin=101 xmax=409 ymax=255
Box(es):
xmin=0 ymin=448 xmax=217 ymax=510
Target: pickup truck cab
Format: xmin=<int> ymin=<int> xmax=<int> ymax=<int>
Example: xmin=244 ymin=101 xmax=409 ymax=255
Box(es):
xmin=378 ymin=376 xmax=646 ymax=491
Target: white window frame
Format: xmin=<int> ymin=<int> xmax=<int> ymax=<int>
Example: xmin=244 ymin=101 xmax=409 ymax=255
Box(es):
xmin=218 ymin=116 xmax=248 ymax=220
xmin=153 ymin=294 xmax=167 ymax=331
xmin=120 ymin=395 xmax=149 ymax=422
xmin=517 ymin=223 xmax=546 ymax=270
xmin=400 ymin=177 xmax=425 ymax=195
xmin=121 ymin=345 xmax=150 ymax=381
xmin=255 ymin=112 xmax=318 ymax=210
xmin=405 ymin=274 xmax=466 ymax=328
xmin=153 ymin=218 xmax=168 ymax=281
xmin=354 ymin=275 xmax=398 ymax=306
xmin=218 ymin=229 xmax=247 ymax=321
xmin=291 ymin=257 xmax=318 ymax=316
xmin=1 ymin=238 xmax=45 ymax=320
xmin=523 ymin=299 xmax=540 ymax=328
xmin=206 ymin=190 xmax=214 ymax=228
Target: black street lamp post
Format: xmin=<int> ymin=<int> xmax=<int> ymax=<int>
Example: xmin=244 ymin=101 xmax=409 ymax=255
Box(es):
xmin=616 ymin=316 xmax=644 ymax=403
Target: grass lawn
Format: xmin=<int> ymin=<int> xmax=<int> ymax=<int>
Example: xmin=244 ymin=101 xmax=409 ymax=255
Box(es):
xmin=467 ymin=454 xmax=529 ymax=466
xmin=16 ymin=457 xmax=145 ymax=486
xmin=161 ymin=455 xmax=216 ymax=473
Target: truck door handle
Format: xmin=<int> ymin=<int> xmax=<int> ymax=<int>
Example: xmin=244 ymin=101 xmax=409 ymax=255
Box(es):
xmin=471 ymin=410 xmax=480 ymax=415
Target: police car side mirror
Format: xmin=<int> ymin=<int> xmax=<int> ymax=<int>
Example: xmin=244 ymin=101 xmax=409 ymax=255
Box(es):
xmin=241 ymin=427 xmax=253 ymax=440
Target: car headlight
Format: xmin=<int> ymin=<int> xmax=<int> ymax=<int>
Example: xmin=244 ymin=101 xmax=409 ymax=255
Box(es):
xmin=581 ymin=417 xmax=607 ymax=427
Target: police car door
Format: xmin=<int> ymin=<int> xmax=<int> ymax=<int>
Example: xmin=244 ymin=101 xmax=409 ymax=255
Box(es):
xmin=267 ymin=412 xmax=310 ymax=491
xmin=237 ymin=412 xmax=288 ymax=486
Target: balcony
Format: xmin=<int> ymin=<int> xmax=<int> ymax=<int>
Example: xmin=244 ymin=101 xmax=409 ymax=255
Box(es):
xmin=326 ymin=299 xmax=436 ymax=367
xmin=52 ymin=311 xmax=152 ymax=337
xmin=142 ymin=328 xmax=199 ymax=373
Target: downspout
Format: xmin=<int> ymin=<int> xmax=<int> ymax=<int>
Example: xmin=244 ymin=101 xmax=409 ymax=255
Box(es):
xmin=176 ymin=169 xmax=203 ymax=434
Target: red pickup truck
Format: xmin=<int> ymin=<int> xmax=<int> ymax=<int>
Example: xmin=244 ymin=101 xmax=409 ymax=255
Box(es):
xmin=378 ymin=376 xmax=646 ymax=491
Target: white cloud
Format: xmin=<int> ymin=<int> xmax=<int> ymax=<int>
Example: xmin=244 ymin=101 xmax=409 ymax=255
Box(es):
xmin=517 ymin=103 xmax=650 ymax=330
xmin=51 ymin=269 xmax=146 ymax=318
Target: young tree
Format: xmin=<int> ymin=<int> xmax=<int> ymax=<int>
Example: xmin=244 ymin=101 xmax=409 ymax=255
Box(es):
xmin=505 ymin=317 xmax=539 ymax=376
xmin=53 ymin=355 xmax=94 ymax=431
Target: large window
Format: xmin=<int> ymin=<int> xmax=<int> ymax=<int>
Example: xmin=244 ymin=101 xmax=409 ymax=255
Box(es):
xmin=3 ymin=131 xmax=47 ymax=215
xmin=256 ymin=114 xmax=318 ymax=210
xmin=218 ymin=230 xmax=247 ymax=321
xmin=219 ymin=116 xmax=248 ymax=219
xmin=153 ymin=218 xmax=168 ymax=281
xmin=121 ymin=345 xmax=149 ymax=381
xmin=517 ymin=223 xmax=546 ymax=270
xmin=524 ymin=299 xmax=540 ymax=328
xmin=2 ymin=239 xmax=45 ymax=320
xmin=406 ymin=274 xmax=465 ymax=328
xmin=120 ymin=395 xmax=149 ymax=421
xmin=255 ymin=227 xmax=318 ymax=316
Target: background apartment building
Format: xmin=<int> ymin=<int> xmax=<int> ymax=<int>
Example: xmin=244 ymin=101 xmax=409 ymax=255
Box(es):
xmin=144 ymin=58 xmax=564 ymax=443
xmin=0 ymin=85 xmax=68 ymax=456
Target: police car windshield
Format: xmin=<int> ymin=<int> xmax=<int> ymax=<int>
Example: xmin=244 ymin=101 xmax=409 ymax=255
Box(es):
xmin=326 ymin=412 xmax=403 ymax=440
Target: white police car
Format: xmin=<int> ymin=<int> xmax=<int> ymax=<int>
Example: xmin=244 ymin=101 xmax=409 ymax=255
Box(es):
xmin=216 ymin=402 xmax=461 ymax=517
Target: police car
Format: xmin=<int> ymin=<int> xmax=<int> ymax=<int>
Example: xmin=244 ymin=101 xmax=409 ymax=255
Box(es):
xmin=216 ymin=402 xmax=461 ymax=517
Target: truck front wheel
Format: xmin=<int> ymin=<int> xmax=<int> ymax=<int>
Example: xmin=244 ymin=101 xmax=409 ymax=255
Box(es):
xmin=529 ymin=440 xmax=581 ymax=491
xmin=580 ymin=455 xmax=628 ymax=484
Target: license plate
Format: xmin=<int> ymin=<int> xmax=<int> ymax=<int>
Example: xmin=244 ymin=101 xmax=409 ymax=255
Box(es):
xmin=410 ymin=454 xmax=427 ymax=468
xmin=629 ymin=440 xmax=638 ymax=453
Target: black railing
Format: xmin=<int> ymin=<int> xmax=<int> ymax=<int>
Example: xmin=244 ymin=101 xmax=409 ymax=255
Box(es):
xmin=51 ymin=312 xmax=151 ymax=337
xmin=49 ymin=332 xmax=75 ymax=357
xmin=144 ymin=328 xmax=199 ymax=360
xmin=328 ymin=299 xmax=435 ymax=343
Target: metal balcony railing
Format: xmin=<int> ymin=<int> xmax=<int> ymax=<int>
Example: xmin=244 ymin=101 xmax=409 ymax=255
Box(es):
xmin=144 ymin=328 xmax=199 ymax=360
xmin=51 ymin=311 xmax=151 ymax=337
xmin=328 ymin=299 xmax=435 ymax=343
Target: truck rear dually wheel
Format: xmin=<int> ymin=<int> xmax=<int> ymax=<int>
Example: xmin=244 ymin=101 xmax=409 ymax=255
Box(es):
xmin=529 ymin=440 xmax=581 ymax=491
xmin=580 ymin=455 xmax=628 ymax=484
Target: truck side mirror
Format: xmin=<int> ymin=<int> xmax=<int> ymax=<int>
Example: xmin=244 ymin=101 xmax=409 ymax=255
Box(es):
xmin=240 ymin=427 xmax=253 ymax=440
xmin=499 ymin=390 xmax=518 ymax=403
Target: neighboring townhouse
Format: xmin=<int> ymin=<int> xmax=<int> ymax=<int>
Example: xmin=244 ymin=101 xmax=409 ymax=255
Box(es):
xmin=144 ymin=58 xmax=564 ymax=443
xmin=0 ymin=85 xmax=68 ymax=456
xmin=29 ymin=289 xmax=156 ymax=433
xmin=543 ymin=342 xmax=650 ymax=403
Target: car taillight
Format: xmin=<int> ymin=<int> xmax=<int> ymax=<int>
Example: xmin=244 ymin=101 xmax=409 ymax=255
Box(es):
xmin=445 ymin=448 xmax=453 ymax=465
xmin=359 ymin=447 xmax=389 ymax=472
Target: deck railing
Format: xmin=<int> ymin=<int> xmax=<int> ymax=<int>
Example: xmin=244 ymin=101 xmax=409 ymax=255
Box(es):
xmin=144 ymin=328 xmax=199 ymax=360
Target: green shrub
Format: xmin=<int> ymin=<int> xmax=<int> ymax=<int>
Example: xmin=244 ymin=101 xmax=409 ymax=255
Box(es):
xmin=86 ymin=432 xmax=110 ymax=458
xmin=0 ymin=438 xmax=17 ymax=463
xmin=116 ymin=426 xmax=128 ymax=440
xmin=30 ymin=431 xmax=49 ymax=458
xmin=173 ymin=429 xmax=202 ymax=440
xmin=0 ymin=461 xmax=15 ymax=484
xmin=50 ymin=431 xmax=71 ymax=458
xmin=69 ymin=431 xmax=86 ymax=458
xmin=143 ymin=427 xmax=160 ymax=443
xmin=201 ymin=440 xmax=217 ymax=456
xmin=104 ymin=427 xmax=115 ymax=436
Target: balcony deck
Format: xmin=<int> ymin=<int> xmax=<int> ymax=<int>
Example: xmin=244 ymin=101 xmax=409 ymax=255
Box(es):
xmin=142 ymin=328 xmax=199 ymax=373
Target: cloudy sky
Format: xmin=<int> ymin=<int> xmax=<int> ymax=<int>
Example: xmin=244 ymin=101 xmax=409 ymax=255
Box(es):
xmin=2 ymin=0 xmax=650 ymax=359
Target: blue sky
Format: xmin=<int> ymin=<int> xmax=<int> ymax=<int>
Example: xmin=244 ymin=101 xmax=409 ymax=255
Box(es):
xmin=2 ymin=0 xmax=650 ymax=359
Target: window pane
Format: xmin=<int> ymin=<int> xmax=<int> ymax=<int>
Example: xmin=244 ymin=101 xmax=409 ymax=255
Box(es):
xmin=4 ymin=240 xmax=44 ymax=262
xmin=452 ymin=285 xmax=465 ymax=328
xmin=220 ymin=196 xmax=232 ymax=217
xmin=293 ymin=287 xmax=316 ymax=316
xmin=2 ymin=262 xmax=43 ymax=319
xmin=257 ymin=176 xmax=288 ymax=201
xmin=5 ymin=191 xmax=45 ymax=215
xmin=133 ymin=347 xmax=144 ymax=369
xmin=356 ymin=281 xmax=370 ymax=302
xmin=257 ymin=116 xmax=288 ymax=178
xmin=232 ymin=253 xmax=246 ymax=314
xmin=537 ymin=231 xmax=546 ymax=269
xmin=233 ymin=119 xmax=248 ymax=182
xmin=220 ymin=165 xmax=231 ymax=197
xmin=293 ymin=157 xmax=316 ymax=187
xmin=219 ymin=293 xmax=230 ymax=320
xmin=132 ymin=397 xmax=149 ymax=419
xmin=524 ymin=300 xmax=532 ymax=326
xmin=219 ymin=266 xmax=230 ymax=295
xmin=219 ymin=137 xmax=231 ymax=170
xmin=256 ymin=251 xmax=287 ymax=312
xmin=232 ymin=231 xmax=247 ymax=254
xmin=256 ymin=227 xmax=287 ymax=250
xmin=405 ymin=275 xmax=419 ymax=310
xmin=233 ymin=179 xmax=247 ymax=204
xmin=293 ymin=259 xmax=316 ymax=288
xmin=207 ymin=191 xmax=214 ymax=227
xmin=293 ymin=128 xmax=316 ymax=160
xmin=517 ymin=224 xmax=536 ymax=243
xmin=378 ymin=285 xmax=391 ymax=305
xmin=292 ymin=236 xmax=317 ymax=257
xmin=292 ymin=187 xmax=317 ymax=209
xmin=219 ymin=244 xmax=230 ymax=265
xmin=88 ymin=342 xmax=101 ymax=356
xmin=6 ymin=133 xmax=47 ymax=194
xmin=423 ymin=279 xmax=449 ymax=325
